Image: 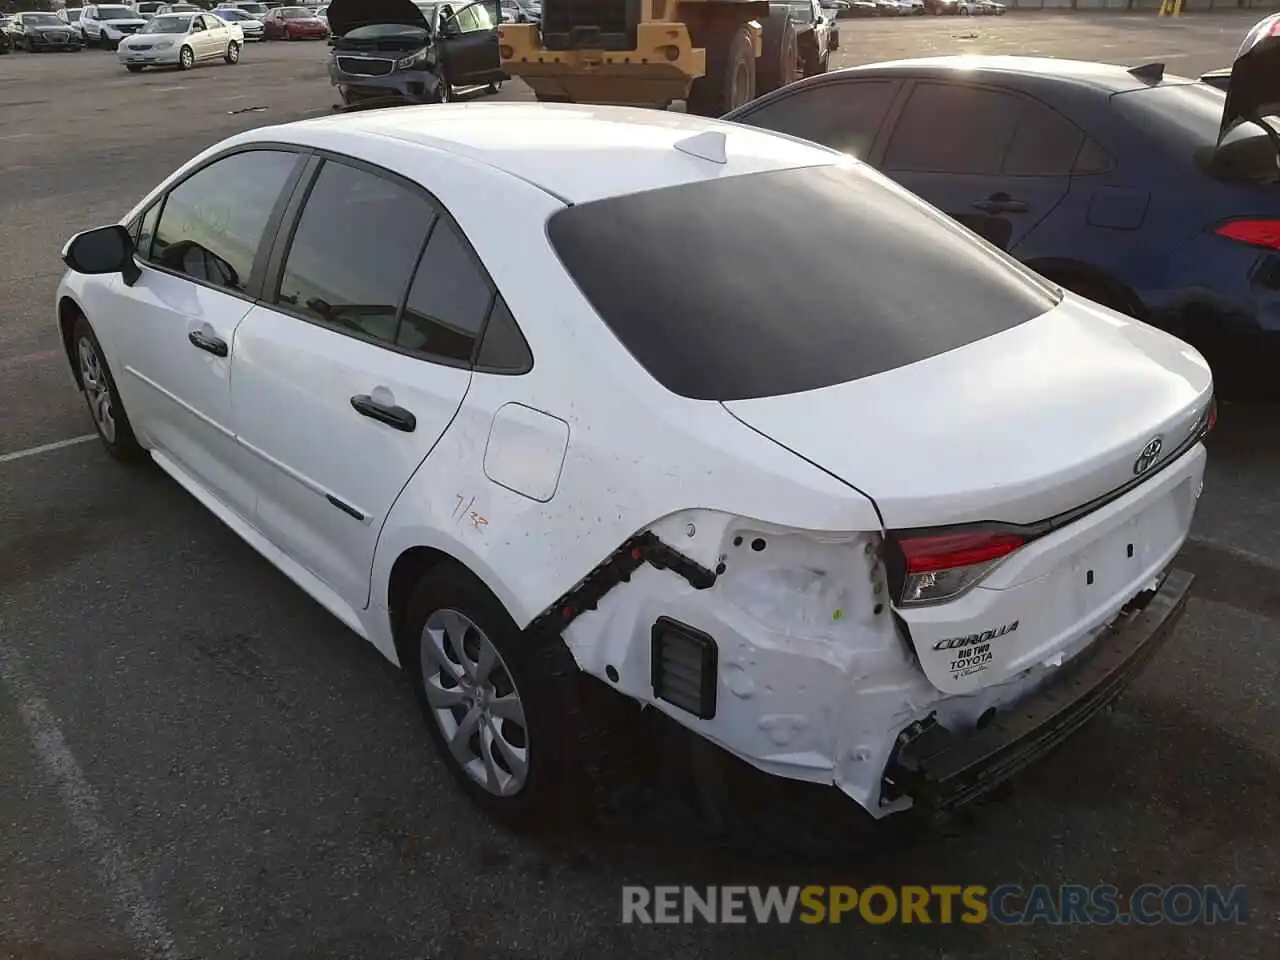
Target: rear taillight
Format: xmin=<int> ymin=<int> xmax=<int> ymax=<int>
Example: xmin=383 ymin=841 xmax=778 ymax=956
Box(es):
xmin=1214 ymin=218 xmax=1280 ymax=251
xmin=889 ymin=530 xmax=1026 ymax=607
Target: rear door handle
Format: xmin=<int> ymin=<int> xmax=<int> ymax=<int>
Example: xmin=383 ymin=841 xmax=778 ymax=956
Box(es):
xmin=972 ymin=194 xmax=1029 ymax=214
xmin=188 ymin=329 xmax=228 ymax=357
xmin=350 ymin=394 xmax=417 ymax=433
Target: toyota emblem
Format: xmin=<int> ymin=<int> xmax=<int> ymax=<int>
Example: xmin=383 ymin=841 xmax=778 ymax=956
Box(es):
xmin=1133 ymin=436 xmax=1164 ymax=475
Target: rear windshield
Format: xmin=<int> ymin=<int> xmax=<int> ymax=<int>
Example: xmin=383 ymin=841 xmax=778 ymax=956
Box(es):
xmin=546 ymin=163 xmax=1058 ymax=402
xmin=1114 ymin=82 xmax=1280 ymax=181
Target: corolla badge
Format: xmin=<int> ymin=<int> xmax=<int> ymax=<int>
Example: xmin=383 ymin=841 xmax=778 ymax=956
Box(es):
xmin=1133 ymin=436 xmax=1164 ymax=475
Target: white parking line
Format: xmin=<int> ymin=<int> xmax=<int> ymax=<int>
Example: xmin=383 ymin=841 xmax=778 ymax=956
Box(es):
xmin=153 ymin=86 xmax=187 ymax=93
xmin=0 ymin=435 xmax=97 ymax=465
xmin=0 ymin=645 xmax=181 ymax=960
xmin=0 ymin=132 xmax=35 ymax=141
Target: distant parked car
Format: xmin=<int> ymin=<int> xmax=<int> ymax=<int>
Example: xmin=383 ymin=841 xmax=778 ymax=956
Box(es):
xmin=213 ymin=6 xmax=265 ymax=39
xmin=8 ymin=11 xmax=84 ymax=51
xmin=80 ymin=4 xmax=148 ymax=48
xmin=262 ymin=4 xmax=328 ymax=38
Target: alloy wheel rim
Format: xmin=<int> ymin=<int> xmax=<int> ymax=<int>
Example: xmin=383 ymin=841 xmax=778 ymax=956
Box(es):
xmin=77 ymin=337 xmax=116 ymax=443
xmin=420 ymin=608 xmax=529 ymax=797
xmin=229 ymin=43 xmax=238 ymax=61
xmin=182 ymin=48 xmax=192 ymax=66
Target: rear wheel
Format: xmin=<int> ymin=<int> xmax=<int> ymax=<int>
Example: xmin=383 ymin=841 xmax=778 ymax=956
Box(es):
xmin=402 ymin=565 xmax=599 ymax=827
xmin=686 ymin=22 xmax=756 ymax=117
xmin=435 ymin=70 xmax=454 ymax=102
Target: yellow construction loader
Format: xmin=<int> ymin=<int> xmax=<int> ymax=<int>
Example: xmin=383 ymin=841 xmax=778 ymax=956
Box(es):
xmin=498 ymin=0 xmax=803 ymax=115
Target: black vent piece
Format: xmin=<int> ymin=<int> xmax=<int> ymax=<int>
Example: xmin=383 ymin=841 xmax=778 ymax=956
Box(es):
xmin=651 ymin=617 xmax=718 ymax=719
xmin=541 ymin=0 xmax=643 ymax=51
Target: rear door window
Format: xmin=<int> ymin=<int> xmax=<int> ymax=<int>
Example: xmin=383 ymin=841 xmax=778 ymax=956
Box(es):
xmin=546 ymin=163 xmax=1058 ymax=402
xmin=273 ymin=160 xmax=436 ymax=345
xmin=883 ymin=82 xmax=1023 ymax=174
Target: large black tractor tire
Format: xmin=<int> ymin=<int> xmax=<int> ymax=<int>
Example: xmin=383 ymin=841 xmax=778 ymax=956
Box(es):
xmin=687 ymin=22 xmax=756 ymax=117
xmin=756 ymin=9 xmax=800 ymax=95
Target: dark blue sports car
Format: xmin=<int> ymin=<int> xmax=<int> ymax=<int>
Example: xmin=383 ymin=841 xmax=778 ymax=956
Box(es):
xmin=723 ymin=52 xmax=1280 ymax=394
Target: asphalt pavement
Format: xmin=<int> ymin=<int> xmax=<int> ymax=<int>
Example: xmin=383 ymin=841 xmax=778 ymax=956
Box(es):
xmin=1 ymin=13 xmax=1278 ymax=960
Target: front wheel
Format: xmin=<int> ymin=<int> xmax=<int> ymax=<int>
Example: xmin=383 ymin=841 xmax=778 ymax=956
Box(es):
xmin=99 ymin=34 xmax=113 ymax=49
xmin=686 ymin=23 xmax=755 ymax=116
xmin=178 ymin=44 xmax=193 ymax=69
xmin=72 ymin=315 xmax=142 ymax=462
xmin=486 ymin=80 xmax=500 ymax=94
xmin=435 ymin=71 xmax=454 ymax=103
xmin=125 ymin=63 xmax=142 ymax=72
xmin=224 ymin=40 xmax=239 ymax=64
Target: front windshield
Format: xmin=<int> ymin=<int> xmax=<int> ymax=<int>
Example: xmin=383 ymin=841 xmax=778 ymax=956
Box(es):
xmin=217 ymin=9 xmax=246 ymax=19
xmin=24 ymin=13 xmax=61 ymax=25
xmin=143 ymin=14 xmax=193 ymax=32
xmin=96 ymin=5 xmax=136 ymax=17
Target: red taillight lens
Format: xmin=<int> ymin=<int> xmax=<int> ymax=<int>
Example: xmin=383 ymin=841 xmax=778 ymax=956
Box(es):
xmin=893 ymin=531 xmax=1026 ymax=606
xmin=901 ymin=532 xmax=1025 ymax=573
xmin=1214 ymin=218 xmax=1280 ymax=251
xmin=1207 ymin=398 xmax=1218 ymax=434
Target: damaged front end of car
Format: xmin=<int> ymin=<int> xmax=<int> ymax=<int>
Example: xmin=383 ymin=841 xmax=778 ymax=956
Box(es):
xmin=327 ymin=0 xmax=447 ymax=107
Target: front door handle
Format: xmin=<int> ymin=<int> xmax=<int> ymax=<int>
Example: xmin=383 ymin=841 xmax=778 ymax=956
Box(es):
xmin=188 ymin=329 xmax=228 ymax=357
xmin=351 ymin=393 xmax=417 ymax=433
xmin=972 ymin=193 xmax=1029 ymax=214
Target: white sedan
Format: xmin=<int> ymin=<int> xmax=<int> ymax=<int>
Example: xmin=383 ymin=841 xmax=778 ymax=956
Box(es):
xmin=54 ymin=104 xmax=1212 ymax=852
xmin=117 ymin=11 xmax=242 ymax=70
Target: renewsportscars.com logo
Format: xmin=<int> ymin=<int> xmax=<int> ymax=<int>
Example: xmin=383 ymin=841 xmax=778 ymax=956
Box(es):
xmin=621 ymin=884 xmax=1249 ymax=926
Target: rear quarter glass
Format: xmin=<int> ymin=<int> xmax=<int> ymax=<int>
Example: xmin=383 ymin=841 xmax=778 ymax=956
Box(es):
xmin=546 ymin=163 xmax=1060 ymax=402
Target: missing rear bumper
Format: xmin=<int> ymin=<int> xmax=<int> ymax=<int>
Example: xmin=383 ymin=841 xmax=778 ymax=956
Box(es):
xmin=880 ymin=567 xmax=1193 ymax=814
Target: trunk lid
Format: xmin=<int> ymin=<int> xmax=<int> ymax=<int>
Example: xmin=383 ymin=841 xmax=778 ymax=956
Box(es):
xmin=722 ymin=296 xmax=1211 ymax=532
xmin=723 ymin=297 xmax=1213 ymax=695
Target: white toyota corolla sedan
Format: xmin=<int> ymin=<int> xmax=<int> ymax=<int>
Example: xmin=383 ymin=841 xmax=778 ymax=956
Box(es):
xmin=55 ymin=103 xmax=1213 ymax=852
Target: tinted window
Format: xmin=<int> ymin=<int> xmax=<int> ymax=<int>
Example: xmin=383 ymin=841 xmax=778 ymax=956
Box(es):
xmin=734 ymin=80 xmax=899 ymax=159
xmin=276 ymin=161 xmax=436 ymax=344
xmin=547 ymin=164 xmax=1058 ymax=402
xmin=150 ymin=149 xmax=300 ymax=293
xmin=475 ymin=296 xmax=533 ymax=373
xmin=1002 ymin=101 xmax=1085 ymax=176
xmin=1073 ymin=137 xmax=1112 ymax=174
xmin=883 ymin=83 xmax=1022 ymax=174
xmin=396 ymin=218 xmax=493 ymax=362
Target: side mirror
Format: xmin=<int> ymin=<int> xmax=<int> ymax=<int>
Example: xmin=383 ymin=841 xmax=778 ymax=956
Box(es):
xmin=62 ymin=225 xmax=141 ymax=285
xmin=440 ymin=17 xmax=459 ymax=37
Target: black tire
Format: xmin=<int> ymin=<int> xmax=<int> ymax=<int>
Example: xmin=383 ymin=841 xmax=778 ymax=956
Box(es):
xmin=224 ymin=39 xmax=239 ymax=64
xmin=402 ymin=564 xmax=602 ymax=828
xmin=99 ymin=34 xmax=112 ymax=50
xmin=687 ymin=22 xmax=756 ymax=117
xmin=487 ymin=80 xmax=500 ymax=94
xmin=756 ymin=9 xmax=799 ymax=94
xmin=70 ymin=314 xmax=143 ymax=463
xmin=434 ymin=69 xmax=454 ymax=103
xmin=125 ymin=63 xmax=143 ymax=72
xmin=178 ymin=44 xmax=193 ymax=69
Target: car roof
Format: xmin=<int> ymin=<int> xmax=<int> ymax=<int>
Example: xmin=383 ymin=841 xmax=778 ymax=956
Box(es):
xmin=260 ymin=102 xmax=847 ymax=204
xmin=837 ymin=55 xmax=1196 ymax=94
